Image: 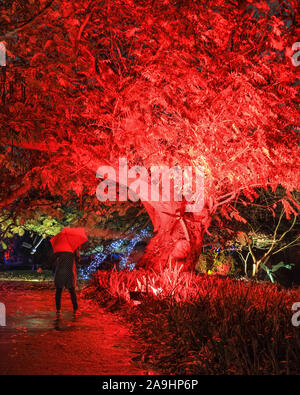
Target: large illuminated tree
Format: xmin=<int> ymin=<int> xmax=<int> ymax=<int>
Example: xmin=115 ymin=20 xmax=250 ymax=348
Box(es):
xmin=0 ymin=0 xmax=299 ymax=271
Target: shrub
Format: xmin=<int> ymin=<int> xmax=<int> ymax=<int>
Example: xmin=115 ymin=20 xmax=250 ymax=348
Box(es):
xmin=195 ymin=254 xmax=208 ymax=274
xmin=195 ymin=251 xmax=236 ymax=276
xmin=84 ymin=265 xmax=300 ymax=374
xmin=212 ymin=252 xmax=236 ymax=275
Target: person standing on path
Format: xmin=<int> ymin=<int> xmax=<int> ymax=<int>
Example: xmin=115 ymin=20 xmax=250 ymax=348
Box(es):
xmin=52 ymin=249 xmax=80 ymax=315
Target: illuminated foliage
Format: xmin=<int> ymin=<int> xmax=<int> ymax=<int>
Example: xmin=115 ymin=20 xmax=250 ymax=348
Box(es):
xmin=0 ymin=0 xmax=299 ymax=270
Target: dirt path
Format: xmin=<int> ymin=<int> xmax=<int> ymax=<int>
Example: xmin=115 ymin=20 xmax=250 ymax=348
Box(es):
xmin=0 ymin=281 xmax=152 ymax=375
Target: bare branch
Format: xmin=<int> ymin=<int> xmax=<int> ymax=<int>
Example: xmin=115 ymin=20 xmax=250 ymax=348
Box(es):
xmin=272 ymin=235 xmax=300 ymax=255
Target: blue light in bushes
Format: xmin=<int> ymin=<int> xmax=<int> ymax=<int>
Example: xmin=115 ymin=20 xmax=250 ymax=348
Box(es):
xmin=119 ymin=227 xmax=149 ymax=270
xmin=79 ymin=227 xmax=150 ymax=279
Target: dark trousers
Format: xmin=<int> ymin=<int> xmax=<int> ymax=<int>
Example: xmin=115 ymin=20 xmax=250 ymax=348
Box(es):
xmin=55 ymin=287 xmax=78 ymax=311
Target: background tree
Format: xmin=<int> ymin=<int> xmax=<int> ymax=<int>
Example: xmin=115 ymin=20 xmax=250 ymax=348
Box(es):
xmin=231 ymin=188 xmax=300 ymax=277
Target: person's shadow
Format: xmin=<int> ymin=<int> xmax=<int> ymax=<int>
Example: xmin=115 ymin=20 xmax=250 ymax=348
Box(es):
xmin=54 ymin=314 xmax=62 ymax=331
xmin=53 ymin=312 xmax=79 ymax=330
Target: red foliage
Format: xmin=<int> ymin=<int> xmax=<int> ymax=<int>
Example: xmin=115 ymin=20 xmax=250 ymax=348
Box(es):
xmin=0 ymin=0 xmax=299 ymax=269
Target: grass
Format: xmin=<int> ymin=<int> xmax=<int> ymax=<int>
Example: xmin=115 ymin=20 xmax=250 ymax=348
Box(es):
xmin=0 ymin=270 xmax=54 ymax=282
xmin=83 ymin=264 xmax=300 ymax=374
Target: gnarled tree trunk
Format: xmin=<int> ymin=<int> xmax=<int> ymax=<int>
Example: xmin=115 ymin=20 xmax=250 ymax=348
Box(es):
xmin=137 ymin=200 xmax=212 ymax=272
xmin=95 ymin=162 xmax=212 ymax=272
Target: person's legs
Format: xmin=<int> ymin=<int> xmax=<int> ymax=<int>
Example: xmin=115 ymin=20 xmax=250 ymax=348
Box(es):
xmin=55 ymin=287 xmax=63 ymax=312
xmin=68 ymin=287 xmax=78 ymax=311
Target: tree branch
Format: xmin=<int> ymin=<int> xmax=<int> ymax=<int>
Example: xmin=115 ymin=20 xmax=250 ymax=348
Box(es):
xmin=272 ymin=235 xmax=300 ymax=255
xmin=0 ymin=0 xmax=55 ymax=41
xmin=0 ymin=183 xmax=31 ymax=209
xmin=277 ymin=213 xmax=297 ymax=243
xmin=1 ymin=140 xmax=64 ymax=153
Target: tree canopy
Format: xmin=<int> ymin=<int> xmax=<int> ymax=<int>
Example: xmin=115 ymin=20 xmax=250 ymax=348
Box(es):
xmin=0 ymin=0 xmax=299 ymax=270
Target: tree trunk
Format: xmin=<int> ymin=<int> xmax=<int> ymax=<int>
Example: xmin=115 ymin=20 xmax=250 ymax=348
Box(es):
xmin=252 ymin=262 xmax=258 ymax=277
xmin=136 ymin=200 xmax=212 ymax=272
xmin=94 ymin=162 xmax=212 ymax=273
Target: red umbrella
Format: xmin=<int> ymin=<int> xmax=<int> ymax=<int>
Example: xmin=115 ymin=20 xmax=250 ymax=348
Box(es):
xmin=50 ymin=227 xmax=88 ymax=253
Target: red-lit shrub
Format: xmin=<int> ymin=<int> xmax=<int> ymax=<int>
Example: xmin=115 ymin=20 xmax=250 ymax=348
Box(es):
xmin=85 ymin=267 xmax=300 ymax=374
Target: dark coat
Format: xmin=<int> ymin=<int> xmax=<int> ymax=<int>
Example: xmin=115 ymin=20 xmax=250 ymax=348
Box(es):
xmin=52 ymin=251 xmax=78 ymax=289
